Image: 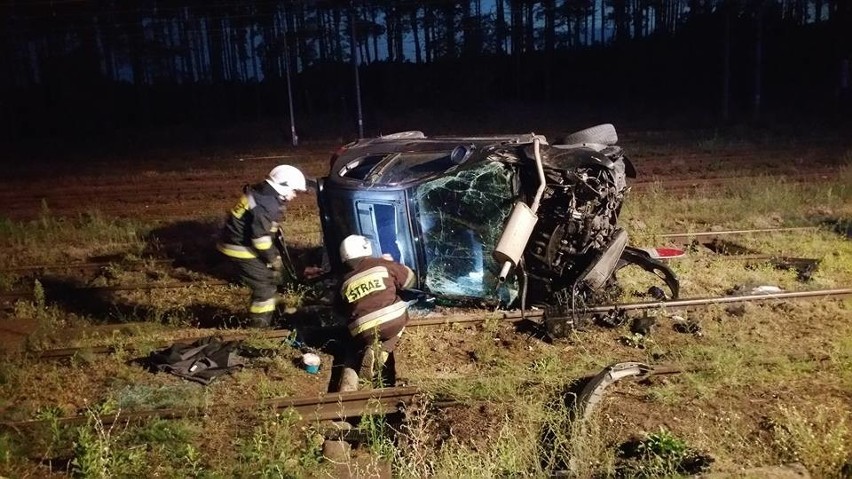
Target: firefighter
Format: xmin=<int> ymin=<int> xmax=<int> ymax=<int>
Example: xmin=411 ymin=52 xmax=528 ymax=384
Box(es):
xmin=337 ymin=234 xmax=416 ymax=390
xmin=217 ymin=165 xmax=308 ymax=328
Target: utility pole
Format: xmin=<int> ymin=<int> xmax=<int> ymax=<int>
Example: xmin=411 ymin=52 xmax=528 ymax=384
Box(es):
xmin=283 ymin=13 xmax=298 ymax=146
xmin=350 ymin=2 xmax=364 ymax=138
xmin=722 ymin=1 xmax=731 ymax=122
xmin=752 ymin=1 xmax=763 ymax=123
xmin=283 ymin=12 xmax=299 ymax=146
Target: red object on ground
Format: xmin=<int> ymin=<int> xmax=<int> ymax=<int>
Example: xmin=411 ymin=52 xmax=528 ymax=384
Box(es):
xmin=644 ymin=247 xmax=686 ymax=259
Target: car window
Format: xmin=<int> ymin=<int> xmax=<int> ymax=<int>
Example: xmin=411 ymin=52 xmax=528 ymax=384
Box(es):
xmin=377 ymin=151 xmax=456 ymax=183
xmin=413 ymin=160 xmax=518 ymax=300
xmin=354 ymin=200 xmax=413 ymax=268
xmin=339 ymin=154 xmax=386 ymax=180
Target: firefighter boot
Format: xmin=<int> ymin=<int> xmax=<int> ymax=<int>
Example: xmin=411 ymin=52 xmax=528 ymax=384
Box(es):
xmin=338 ymin=367 xmax=359 ymax=392
xmin=359 ymin=346 xmax=390 ymax=389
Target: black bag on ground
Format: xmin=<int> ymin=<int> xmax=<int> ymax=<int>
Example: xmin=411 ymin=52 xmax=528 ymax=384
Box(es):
xmin=146 ymin=336 xmax=245 ymax=385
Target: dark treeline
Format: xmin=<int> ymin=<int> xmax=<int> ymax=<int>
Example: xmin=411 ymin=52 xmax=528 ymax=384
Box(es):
xmin=0 ymin=0 xmax=850 ymax=143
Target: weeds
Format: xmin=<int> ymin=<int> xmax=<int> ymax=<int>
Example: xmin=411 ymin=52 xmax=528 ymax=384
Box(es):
xmin=618 ymin=427 xmax=711 ymax=478
xmin=392 ymin=402 xmax=436 ymax=479
xmin=359 ymin=412 xmax=396 ymax=461
xmin=71 ymin=408 xmax=146 ymax=478
xmin=0 ymin=432 xmax=15 ymax=468
xmin=768 ymin=404 xmax=850 ymax=478
xmin=34 ymin=405 xmax=67 ymax=459
xmin=0 ymin=210 xmax=147 ymax=267
xmin=237 ymin=409 xmax=324 ymax=478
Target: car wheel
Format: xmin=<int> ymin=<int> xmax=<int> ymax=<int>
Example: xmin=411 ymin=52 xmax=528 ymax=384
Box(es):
xmin=561 ymin=123 xmax=618 ymax=146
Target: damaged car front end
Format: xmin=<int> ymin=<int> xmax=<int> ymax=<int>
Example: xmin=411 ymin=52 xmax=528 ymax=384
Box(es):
xmin=315 ymin=124 xmax=677 ymax=309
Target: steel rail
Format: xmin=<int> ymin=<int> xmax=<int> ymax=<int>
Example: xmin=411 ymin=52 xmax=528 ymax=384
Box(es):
xmin=0 ymin=280 xmax=231 ymax=301
xmin=408 ymin=288 xmax=852 ymax=326
xmin=32 ymin=329 xmax=298 ymax=359
xmin=0 ymin=386 xmax=424 ymax=431
xmin=0 ymin=259 xmax=173 ymax=274
xmin=629 ymin=172 xmax=844 ymax=197
xmin=659 ymin=226 xmax=819 ymax=241
xmin=14 ymin=288 xmax=852 ymax=361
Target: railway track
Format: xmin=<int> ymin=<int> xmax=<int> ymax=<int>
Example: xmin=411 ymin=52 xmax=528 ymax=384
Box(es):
xmin=630 ymin=170 xmax=840 ymax=193
xmin=16 ymin=287 xmax=852 ymax=361
xmin=0 ymin=386 xmax=426 ymax=431
xmin=0 ymin=258 xmax=174 ymax=274
xmin=0 ymin=280 xmax=232 ymax=303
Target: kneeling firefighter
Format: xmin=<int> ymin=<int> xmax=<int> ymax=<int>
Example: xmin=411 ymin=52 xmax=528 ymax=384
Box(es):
xmin=337 ymin=234 xmax=416 ymax=390
xmin=217 ymin=165 xmax=308 ymax=328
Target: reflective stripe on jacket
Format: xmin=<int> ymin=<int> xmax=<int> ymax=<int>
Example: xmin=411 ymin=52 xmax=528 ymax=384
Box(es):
xmin=340 ymin=257 xmax=416 ymax=337
xmin=219 ymin=182 xmax=283 ymax=263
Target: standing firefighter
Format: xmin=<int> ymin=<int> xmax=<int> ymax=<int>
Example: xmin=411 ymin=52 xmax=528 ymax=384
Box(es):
xmin=337 ymin=234 xmax=416 ymax=390
xmin=218 ymin=165 xmax=308 ymax=328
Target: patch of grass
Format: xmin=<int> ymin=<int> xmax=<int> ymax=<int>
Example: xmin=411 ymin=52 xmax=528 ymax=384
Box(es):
xmin=0 ymin=272 xmax=19 ymax=292
xmin=0 ymin=431 xmax=16 ymax=467
xmin=71 ymin=408 xmax=147 ymax=478
xmin=768 ymin=404 xmax=850 ymax=478
xmin=429 ymin=409 xmax=541 ymax=477
xmin=538 ymin=392 xmax=617 ymax=477
xmin=126 ymin=418 xmax=210 ymax=476
xmin=253 ymin=373 xmax=295 ymax=399
xmin=618 ymin=427 xmax=711 ymax=478
xmin=235 ymin=409 xmax=325 ymax=478
xmin=644 ymin=380 xmax=682 ymax=406
xmin=359 ymin=412 xmax=396 ymax=462
xmin=624 ymin=173 xmax=852 ymax=243
xmin=0 ymin=210 xmax=147 ymax=267
xmin=110 ymin=384 xmax=205 ymax=411
xmin=829 ymin=328 xmax=852 ymax=389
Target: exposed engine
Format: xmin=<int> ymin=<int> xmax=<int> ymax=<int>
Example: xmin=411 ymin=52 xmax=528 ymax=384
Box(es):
xmin=522 ymin=144 xmax=634 ymax=303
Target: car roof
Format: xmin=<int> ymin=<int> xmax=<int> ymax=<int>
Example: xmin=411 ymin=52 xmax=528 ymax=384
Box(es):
xmin=327 ymin=132 xmax=544 ymax=188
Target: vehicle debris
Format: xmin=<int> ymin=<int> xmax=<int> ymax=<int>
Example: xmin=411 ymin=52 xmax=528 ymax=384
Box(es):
xmin=630 ymin=314 xmax=657 ymax=336
xmin=143 ymin=336 xmax=246 ymax=385
xmin=752 ymin=256 xmax=820 ymax=282
xmin=671 ymin=315 xmax=703 ymax=336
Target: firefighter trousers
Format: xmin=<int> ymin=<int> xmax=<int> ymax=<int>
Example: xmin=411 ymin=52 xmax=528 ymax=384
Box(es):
xmin=231 ymin=256 xmax=278 ymax=327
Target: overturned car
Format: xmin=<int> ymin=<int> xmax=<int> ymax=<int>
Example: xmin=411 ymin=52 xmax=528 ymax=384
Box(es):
xmin=315 ymin=124 xmax=677 ymax=309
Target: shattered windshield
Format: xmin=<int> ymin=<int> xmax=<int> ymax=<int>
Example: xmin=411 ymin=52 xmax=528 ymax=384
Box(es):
xmin=414 ymin=160 xmax=518 ymax=300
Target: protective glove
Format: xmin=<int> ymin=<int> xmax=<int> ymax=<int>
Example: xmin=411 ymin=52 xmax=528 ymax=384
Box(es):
xmin=302 ymin=265 xmax=325 ymax=280
xmin=268 ymin=255 xmax=284 ymax=272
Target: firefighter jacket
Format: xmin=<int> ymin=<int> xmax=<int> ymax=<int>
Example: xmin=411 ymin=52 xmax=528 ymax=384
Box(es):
xmin=217 ymin=181 xmax=284 ymax=264
xmin=340 ymin=256 xmax=416 ymax=340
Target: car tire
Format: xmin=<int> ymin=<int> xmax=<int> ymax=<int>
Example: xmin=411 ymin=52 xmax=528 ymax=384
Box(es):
xmin=561 ymin=123 xmax=618 ymax=146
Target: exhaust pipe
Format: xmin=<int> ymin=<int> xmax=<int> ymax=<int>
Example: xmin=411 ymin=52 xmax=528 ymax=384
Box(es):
xmin=493 ymin=136 xmax=547 ymax=282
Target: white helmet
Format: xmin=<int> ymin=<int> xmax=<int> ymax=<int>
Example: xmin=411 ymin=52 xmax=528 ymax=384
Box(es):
xmin=266 ymin=165 xmax=307 ymax=199
xmin=340 ymin=234 xmax=373 ymax=263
